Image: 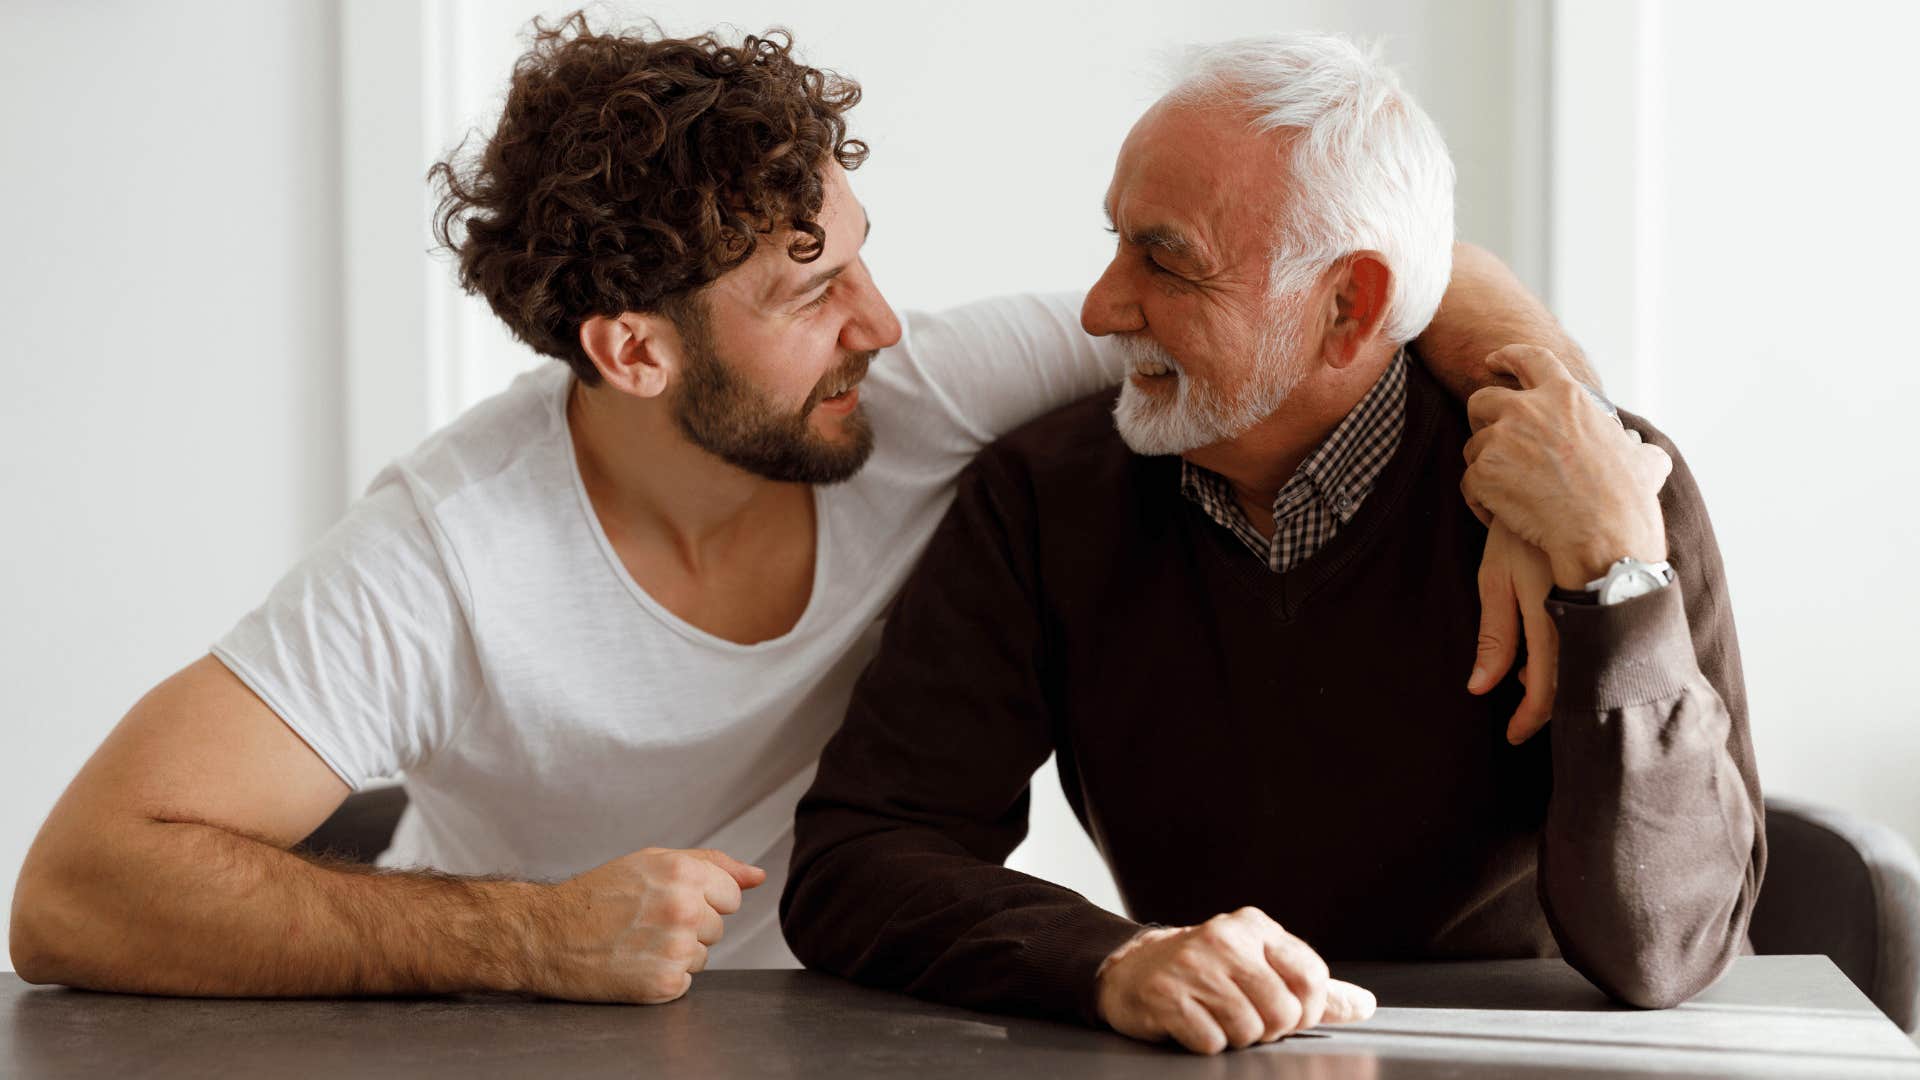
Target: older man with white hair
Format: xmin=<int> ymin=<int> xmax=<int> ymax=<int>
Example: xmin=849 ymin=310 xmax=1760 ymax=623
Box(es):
xmin=781 ymin=33 xmax=1762 ymax=1055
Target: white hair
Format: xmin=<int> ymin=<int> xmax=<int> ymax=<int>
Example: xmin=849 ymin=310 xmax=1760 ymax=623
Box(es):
xmin=1164 ymin=33 xmax=1456 ymax=344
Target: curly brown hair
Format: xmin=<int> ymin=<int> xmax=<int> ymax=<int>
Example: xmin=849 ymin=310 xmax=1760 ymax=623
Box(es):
xmin=429 ymin=11 xmax=868 ymax=383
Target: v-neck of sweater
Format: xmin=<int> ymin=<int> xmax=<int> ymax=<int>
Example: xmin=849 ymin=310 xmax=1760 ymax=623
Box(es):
xmin=1182 ymin=360 xmax=1446 ymax=623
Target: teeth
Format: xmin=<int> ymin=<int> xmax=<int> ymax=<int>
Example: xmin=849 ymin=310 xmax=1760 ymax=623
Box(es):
xmin=1136 ymin=362 xmax=1171 ymax=377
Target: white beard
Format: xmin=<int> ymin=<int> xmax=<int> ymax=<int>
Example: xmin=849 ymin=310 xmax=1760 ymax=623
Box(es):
xmin=1111 ymin=307 xmax=1310 ymax=456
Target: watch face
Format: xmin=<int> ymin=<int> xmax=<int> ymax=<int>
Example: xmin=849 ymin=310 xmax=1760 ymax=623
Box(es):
xmin=1599 ymin=567 xmax=1664 ymax=606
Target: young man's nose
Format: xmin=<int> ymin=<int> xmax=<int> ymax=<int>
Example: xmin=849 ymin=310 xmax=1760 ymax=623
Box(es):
xmin=842 ymin=266 xmax=903 ymax=353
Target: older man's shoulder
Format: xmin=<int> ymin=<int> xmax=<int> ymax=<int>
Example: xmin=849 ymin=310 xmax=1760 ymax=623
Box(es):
xmin=960 ymin=385 xmax=1179 ymax=532
xmin=982 ymin=385 xmax=1134 ymax=475
xmin=1615 ymin=408 xmax=1714 ymax=549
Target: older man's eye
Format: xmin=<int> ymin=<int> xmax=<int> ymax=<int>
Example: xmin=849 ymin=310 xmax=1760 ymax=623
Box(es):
xmin=802 ymin=286 xmax=833 ymax=312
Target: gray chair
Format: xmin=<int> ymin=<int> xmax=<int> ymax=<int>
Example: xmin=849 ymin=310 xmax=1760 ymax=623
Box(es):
xmin=296 ymin=787 xmax=1920 ymax=1032
xmin=1750 ymin=797 xmax=1920 ymax=1034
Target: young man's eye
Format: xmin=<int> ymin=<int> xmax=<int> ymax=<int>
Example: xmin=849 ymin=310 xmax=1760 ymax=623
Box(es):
xmin=802 ymin=286 xmax=833 ymax=312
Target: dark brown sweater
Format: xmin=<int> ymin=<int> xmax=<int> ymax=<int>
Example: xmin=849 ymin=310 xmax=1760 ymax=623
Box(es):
xmin=781 ymin=362 xmax=1764 ymax=1026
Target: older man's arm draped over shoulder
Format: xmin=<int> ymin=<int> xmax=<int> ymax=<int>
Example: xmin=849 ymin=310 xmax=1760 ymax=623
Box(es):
xmin=780 ymin=446 xmax=1142 ymax=1026
xmin=1536 ymin=422 xmax=1765 ymax=1009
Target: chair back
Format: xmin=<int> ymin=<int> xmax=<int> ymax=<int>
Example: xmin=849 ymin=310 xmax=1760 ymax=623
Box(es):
xmin=1750 ymin=797 xmax=1920 ymax=1033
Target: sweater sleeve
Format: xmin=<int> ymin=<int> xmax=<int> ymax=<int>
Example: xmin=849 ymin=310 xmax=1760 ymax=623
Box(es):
xmin=780 ymin=447 xmax=1142 ymax=1027
xmin=1537 ymin=420 xmax=1765 ymax=1009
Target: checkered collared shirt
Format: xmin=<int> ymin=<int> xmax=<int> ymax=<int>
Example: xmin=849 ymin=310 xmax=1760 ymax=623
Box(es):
xmin=1180 ymin=350 xmax=1408 ymax=574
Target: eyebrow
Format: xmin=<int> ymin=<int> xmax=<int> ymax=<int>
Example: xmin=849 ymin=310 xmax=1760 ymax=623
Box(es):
xmin=784 ymin=210 xmax=872 ymax=302
xmin=1103 ymin=201 xmax=1199 ymax=261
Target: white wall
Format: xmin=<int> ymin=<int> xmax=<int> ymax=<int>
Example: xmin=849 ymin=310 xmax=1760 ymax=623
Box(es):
xmin=0 ymin=2 xmax=344 ymax=956
xmin=418 ymin=0 xmax=1546 ymax=915
xmin=1560 ymin=1 xmax=1920 ymax=850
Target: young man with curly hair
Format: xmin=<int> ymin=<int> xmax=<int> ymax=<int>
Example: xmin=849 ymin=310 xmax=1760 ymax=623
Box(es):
xmin=12 ymin=13 xmax=1605 ymax=1005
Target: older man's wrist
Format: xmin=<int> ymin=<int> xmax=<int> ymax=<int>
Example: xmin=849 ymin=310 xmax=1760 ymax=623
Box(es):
xmin=1093 ymin=925 xmax=1176 ymax=1025
xmin=1550 ymin=519 xmax=1667 ymax=590
xmin=1552 ymin=547 xmax=1643 ymax=592
xmin=1097 ymin=925 xmax=1174 ymax=980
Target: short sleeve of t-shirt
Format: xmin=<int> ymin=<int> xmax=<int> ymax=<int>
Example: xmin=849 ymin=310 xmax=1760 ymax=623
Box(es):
xmin=892 ymin=292 xmax=1126 ymax=458
xmin=211 ymin=472 xmax=480 ymax=790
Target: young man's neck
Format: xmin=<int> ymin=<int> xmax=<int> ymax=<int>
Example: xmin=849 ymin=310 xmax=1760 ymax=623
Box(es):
xmin=1182 ymin=341 xmax=1397 ymax=537
xmin=565 ymin=380 xmax=798 ymax=569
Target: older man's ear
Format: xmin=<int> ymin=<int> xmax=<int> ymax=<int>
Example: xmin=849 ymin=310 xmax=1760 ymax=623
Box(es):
xmin=1320 ymin=252 xmax=1393 ymax=370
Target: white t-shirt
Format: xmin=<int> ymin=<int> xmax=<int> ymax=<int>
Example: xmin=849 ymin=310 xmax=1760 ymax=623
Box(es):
xmin=211 ymin=292 xmax=1120 ymax=968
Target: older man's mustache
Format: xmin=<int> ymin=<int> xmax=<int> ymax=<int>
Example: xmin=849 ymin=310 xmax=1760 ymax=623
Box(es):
xmin=1114 ymin=333 xmax=1184 ymax=378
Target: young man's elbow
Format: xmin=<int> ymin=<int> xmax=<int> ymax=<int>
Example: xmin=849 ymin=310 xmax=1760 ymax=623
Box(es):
xmin=9 ymin=868 xmax=84 ymax=986
xmin=9 ymin=830 xmax=132 ymax=989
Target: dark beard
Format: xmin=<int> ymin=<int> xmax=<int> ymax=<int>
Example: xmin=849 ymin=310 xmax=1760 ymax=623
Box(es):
xmin=671 ymin=329 xmax=876 ymax=486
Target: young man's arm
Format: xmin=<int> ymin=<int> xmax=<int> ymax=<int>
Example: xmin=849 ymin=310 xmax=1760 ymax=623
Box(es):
xmin=9 ymin=655 xmax=758 ymax=1001
xmin=1415 ymin=242 xmax=1603 ymax=399
xmin=11 ymin=480 xmax=760 ymax=1002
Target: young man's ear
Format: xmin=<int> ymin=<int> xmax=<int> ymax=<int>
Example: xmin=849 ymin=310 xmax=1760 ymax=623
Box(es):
xmin=578 ymin=312 xmax=682 ymax=398
xmin=1320 ymin=252 xmax=1392 ymax=371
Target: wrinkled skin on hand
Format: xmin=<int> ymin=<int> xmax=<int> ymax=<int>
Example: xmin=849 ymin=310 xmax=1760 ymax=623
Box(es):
xmin=1463 ymin=346 xmax=1672 ymax=590
xmin=1096 ymin=907 xmax=1376 ymax=1055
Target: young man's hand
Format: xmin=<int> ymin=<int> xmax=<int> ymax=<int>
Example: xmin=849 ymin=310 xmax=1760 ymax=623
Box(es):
xmin=532 ymin=847 xmax=765 ymax=1004
xmin=1094 ymin=907 xmax=1375 ymax=1054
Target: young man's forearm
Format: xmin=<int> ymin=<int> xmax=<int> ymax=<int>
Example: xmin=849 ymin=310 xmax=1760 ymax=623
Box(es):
xmin=11 ymin=816 xmax=546 ymax=997
xmin=1416 ymin=242 xmax=1601 ymax=399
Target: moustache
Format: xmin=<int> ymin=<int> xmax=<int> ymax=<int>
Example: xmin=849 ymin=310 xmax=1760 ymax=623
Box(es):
xmin=805 ymin=350 xmax=878 ymax=410
xmin=1114 ymin=333 xmax=1182 ymax=373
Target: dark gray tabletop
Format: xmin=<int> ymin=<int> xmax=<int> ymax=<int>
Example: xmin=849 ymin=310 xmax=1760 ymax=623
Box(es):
xmin=5 ymin=956 xmax=1917 ymax=1078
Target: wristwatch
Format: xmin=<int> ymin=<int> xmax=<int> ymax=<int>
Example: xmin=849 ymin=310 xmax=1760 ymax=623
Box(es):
xmin=1582 ymin=557 xmax=1674 ymax=606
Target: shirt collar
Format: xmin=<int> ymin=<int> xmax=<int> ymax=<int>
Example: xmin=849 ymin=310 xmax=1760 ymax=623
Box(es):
xmin=1177 ymin=348 xmax=1409 ymax=558
xmin=1286 ymin=347 xmax=1408 ymax=523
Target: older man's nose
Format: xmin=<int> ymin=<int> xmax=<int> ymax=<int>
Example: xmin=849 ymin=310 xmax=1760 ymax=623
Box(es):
xmin=1081 ymin=260 xmax=1144 ymax=338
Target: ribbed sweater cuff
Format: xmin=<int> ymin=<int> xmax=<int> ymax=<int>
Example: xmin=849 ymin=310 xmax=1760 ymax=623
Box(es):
xmin=1548 ymin=578 xmax=1699 ymax=712
xmin=1012 ymin=904 xmax=1144 ymax=1028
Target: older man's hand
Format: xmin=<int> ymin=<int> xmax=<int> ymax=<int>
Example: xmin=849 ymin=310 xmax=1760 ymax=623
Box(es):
xmin=1094 ymin=907 xmax=1375 ymax=1055
xmin=1462 ymin=345 xmax=1672 ymax=590
xmin=1469 ymin=520 xmax=1561 ymax=743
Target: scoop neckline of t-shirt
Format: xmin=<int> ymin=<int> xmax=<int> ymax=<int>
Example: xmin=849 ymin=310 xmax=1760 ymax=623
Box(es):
xmin=550 ymin=371 xmax=832 ymax=654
